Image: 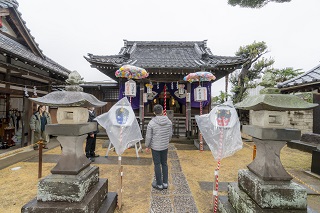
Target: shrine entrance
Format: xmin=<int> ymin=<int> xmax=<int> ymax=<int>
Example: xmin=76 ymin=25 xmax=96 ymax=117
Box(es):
xmin=146 ymin=93 xmax=184 ymax=116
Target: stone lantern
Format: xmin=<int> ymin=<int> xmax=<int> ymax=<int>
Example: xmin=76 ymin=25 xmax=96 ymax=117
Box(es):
xmin=218 ymin=93 xmax=318 ymax=212
xmin=22 ymin=71 xmax=117 ymax=213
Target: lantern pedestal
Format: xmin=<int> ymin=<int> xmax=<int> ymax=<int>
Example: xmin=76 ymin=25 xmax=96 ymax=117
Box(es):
xmin=218 ymin=125 xmax=310 ymax=212
xmin=21 ymin=123 xmax=117 ymax=213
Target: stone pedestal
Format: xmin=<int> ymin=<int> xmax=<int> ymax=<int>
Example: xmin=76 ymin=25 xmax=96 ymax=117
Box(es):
xmin=21 ymin=123 xmax=117 ymax=213
xmin=218 ymin=125 xmax=310 ymax=212
xmin=311 ymin=149 xmax=320 ymax=175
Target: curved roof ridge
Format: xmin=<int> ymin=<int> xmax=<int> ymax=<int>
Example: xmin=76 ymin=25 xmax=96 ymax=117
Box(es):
xmin=278 ymin=63 xmax=320 ymax=88
xmin=126 ymin=40 xmax=206 ymax=47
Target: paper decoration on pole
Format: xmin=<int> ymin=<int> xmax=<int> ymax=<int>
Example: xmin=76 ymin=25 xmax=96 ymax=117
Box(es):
xmin=125 ymin=80 xmax=136 ymax=97
xmin=194 ymin=86 xmax=207 ymax=102
xmin=183 ymin=71 xmax=216 ymax=83
xmin=94 ymin=97 xmax=143 ymax=155
xmin=94 ymin=97 xmax=142 ymax=210
xmin=186 ymin=93 xmax=191 ymax=102
xmin=115 ymin=65 xmax=149 ymax=80
xmin=33 ymin=86 xmax=37 ymax=97
xmin=24 ymin=86 xmax=29 ymax=97
xmin=145 ymin=83 xmax=153 ymax=94
xmin=184 ymin=71 xmax=216 ymax=151
xmin=195 ymin=101 xmax=242 ymax=212
xmin=195 ymin=101 xmax=242 ymax=160
xmin=143 ymin=93 xmax=148 ymax=103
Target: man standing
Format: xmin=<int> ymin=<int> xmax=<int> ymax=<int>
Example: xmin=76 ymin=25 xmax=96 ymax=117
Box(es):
xmin=85 ymin=107 xmax=99 ymax=162
xmin=29 ymin=105 xmax=51 ymax=150
xmin=145 ymin=104 xmax=172 ymax=190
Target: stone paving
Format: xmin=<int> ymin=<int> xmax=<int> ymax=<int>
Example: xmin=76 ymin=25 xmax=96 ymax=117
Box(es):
xmin=150 ymin=144 xmax=198 ymax=213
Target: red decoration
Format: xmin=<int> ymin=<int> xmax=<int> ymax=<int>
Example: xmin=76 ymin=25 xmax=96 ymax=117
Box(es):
xmin=163 ymin=85 xmax=167 ymax=116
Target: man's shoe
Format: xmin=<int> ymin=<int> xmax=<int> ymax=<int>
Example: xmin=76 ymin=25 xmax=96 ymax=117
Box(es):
xmin=43 ymin=146 xmax=49 ymax=149
xmin=152 ymin=181 xmax=163 ymax=190
xmin=152 ymin=184 xmax=163 ymax=190
xmin=163 ymin=183 xmax=168 ymax=189
xmin=92 ymin=154 xmax=100 ymax=158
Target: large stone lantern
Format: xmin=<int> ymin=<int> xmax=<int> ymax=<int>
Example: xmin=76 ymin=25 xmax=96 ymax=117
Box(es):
xmin=218 ymin=93 xmax=318 ymax=212
xmin=22 ymin=71 xmax=117 ymax=213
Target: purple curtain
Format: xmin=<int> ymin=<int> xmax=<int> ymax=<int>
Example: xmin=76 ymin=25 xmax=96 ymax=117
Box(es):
xmin=119 ymin=81 xmax=212 ymax=109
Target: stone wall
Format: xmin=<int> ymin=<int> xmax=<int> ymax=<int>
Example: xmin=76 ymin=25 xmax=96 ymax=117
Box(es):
xmin=287 ymin=110 xmax=313 ymax=134
xmin=249 ymin=109 xmax=313 ymax=135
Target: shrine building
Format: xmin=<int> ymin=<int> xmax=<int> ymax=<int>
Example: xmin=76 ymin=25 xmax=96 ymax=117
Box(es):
xmin=85 ymin=40 xmax=247 ymax=136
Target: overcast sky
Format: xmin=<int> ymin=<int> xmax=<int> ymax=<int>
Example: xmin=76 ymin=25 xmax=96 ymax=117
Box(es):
xmin=18 ymin=0 xmax=320 ymax=96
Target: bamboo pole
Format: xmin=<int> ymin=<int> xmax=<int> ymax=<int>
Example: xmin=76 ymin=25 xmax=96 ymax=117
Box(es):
xmin=38 ymin=139 xmax=43 ymax=179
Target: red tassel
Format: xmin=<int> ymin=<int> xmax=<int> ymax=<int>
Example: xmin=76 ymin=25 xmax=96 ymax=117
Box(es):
xmin=0 ymin=17 xmax=3 ymax=28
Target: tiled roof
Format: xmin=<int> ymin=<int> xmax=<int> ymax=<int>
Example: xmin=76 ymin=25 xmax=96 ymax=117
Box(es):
xmin=0 ymin=0 xmax=44 ymax=57
xmin=277 ymin=64 xmax=320 ymax=89
xmin=0 ymin=0 xmax=18 ymax=8
xmin=85 ymin=40 xmax=246 ymax=69
xmin=0 ymin=33 xmax=70 ymax=77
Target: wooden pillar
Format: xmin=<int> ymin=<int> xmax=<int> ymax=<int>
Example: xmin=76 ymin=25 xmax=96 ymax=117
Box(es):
xmin=186 ymin=82 xmax=191 ymax=137
xmin=139 ymin=81 xmax=144 ymax=135
xmin=225 ymin=74 xmax=229 ymax=102
xmin=5 ymin=56 xmax=11 ymax=118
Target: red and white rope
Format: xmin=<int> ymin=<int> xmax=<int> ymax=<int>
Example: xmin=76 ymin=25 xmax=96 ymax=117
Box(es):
xmin=163 ymin=84 xmax=167 ymax=116
xmin=213 ymin=125 xmax=224 ymax=212
xmin=199 ymin=101 xmax=203 ymax=151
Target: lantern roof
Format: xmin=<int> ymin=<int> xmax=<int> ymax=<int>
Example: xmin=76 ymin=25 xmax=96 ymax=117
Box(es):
xmin=235 ymin=94 xmax=318 ymax=111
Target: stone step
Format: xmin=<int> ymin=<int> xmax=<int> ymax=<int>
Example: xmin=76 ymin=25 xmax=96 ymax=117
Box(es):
xmin=218 ymin=195 xmax=236 ymax=213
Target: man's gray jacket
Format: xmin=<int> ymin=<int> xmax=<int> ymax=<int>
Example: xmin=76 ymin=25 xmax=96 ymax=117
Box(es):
xmin=145 ymin=115 xmax=172 ymax=151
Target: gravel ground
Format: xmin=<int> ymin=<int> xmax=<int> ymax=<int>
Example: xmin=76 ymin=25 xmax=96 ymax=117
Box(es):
xmin=0 ymin=139 xmax=319 ymax=213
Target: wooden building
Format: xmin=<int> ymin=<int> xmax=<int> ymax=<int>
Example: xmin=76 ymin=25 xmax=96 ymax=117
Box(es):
xmin=0 ymin=1 xmax=70 ymax=147
xmin=85 ymin=40 xmax=246 ymax=136
xmin=278 ymin=64 xmax=320 ymax=134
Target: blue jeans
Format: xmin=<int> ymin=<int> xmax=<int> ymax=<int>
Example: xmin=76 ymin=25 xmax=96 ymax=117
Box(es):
xmin=152 ymin=149 xmax=168 ymax=185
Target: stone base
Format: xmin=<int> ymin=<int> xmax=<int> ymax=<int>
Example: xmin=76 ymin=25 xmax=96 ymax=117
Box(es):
xmin=238 ymin=170 xmax=307 ymax=209
xmin=193 ymin=139 xmax=210 ymax=151
xmin=21 ymin=179 xmax=117 ymax=213
xmin=219 ymin=184 xmax=310 ymax=213
xmin=37 ymin=166 xmax=99 ymax=202
xmin=242 ymin=125 xmax=301 ymax=141
xmin=311 ymin=150 xmax=320 ymax=175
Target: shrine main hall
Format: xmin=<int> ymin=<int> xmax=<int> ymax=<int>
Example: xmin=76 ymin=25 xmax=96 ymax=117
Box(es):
xmin=85 ymin=40 xmax=246 ymax=136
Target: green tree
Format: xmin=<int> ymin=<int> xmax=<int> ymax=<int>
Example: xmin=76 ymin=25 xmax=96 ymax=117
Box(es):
xmin=228 ymin=0 xmax=291 ymax=8
xmin=230 ymin=41 xmax=274 ymax=103
xmin=259 ymin=67 xmax=303 ymax=87
xmin=212 ymin=91 xmax=231 ymax=104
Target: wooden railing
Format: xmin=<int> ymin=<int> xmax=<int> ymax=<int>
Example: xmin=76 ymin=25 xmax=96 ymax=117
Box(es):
xmin=137 ymin=116 xmax=199 ymax=138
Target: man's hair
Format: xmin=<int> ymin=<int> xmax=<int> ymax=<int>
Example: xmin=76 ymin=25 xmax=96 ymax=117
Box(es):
xmin=153 ymin=104 xmax=163 ymax=115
